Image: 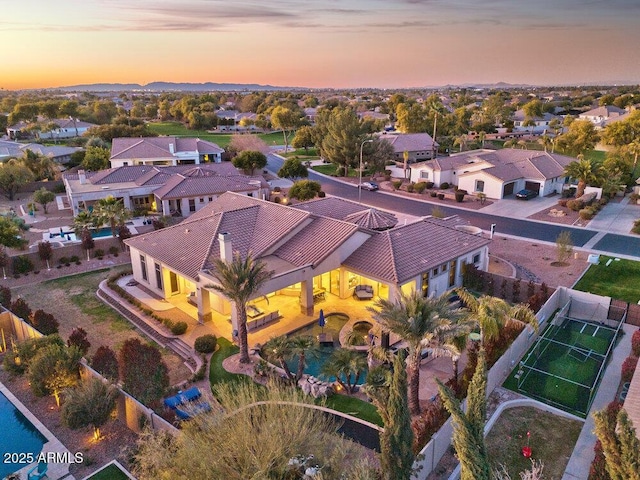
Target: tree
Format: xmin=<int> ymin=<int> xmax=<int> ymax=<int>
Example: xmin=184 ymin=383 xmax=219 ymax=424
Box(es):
xmin=364 ymin=138 xmax=395 ymax=174
xmin=32 ymin=309 xmax=59 ymax=335
xmin=10 ymin=297 xmax=31 ymax=322
xmin=94 ymin=195 xmax=131 ymax=237
xmin=0 ymin=246 xmax=8 ymax=279
xmin=321 ymin=107 xmax=364 ymax=176
xmin=365 ymin=352 xmax=414 ymax=480
xmin=0 ymin=162 xmax=34 ymax=200
xmin=91 ymin=345 xmax=119 ymax=382
xmin=28 ymin=343 xmax=82 ymax=407
xmin=118 ymin=338 xmax=169 ymax=406
xmin=455 ymin=289 xmax=538 ymax=346
xmin=278 ymin=158 xmax=308 ymax=180
xmin=593 ymin=405 xmax=640 ymax=480
xmin=20 ymin=150 xmax=57 ymax=181
xmin=33 ymin=188 xmax=55 ymax=214
xmin=437 ymin=349 xmax=491 ymax=480
xmin=522 ymin=99 xmax=543 ymax=119
xmin=81 ymin=146 xmax=111 ymax=171
xmin=368 ymin=290 xmax=469 ymax=415
xmin=396 ymin=103 xmax=429 ymax=133
xmin=564 ymin=157 xmax=603 ymax=198
xmin=133 ymin=381 xmax=376 ymax=479
xmin=0 ymin=216 xmax=25 ymax=249
xmin=209 ymin=253 xmax=272 ymax=363
xmin=556 ymin=120 xmax=599 ymax=156
xmin=81 ymin=228 xmax=95 ymax=261
xmin=67 ymin=327 xmax=90 ymax=355
xmin=321 ymin=347 xmax=367 ymax=394
xmin=288 ymin=180 xmax=322 ymax=201
xmin=291 ymin=125 xmax=315 ymax=152
xmin=231 ymin=150 xmax=267 ymax=175
xmin=59 ymin=100 xmax=80 ymax=137
xmin=271 ymin=106 xmax=301 ymax=153
xmin=37 ymin=241 xmax=53 ymax=270
xmin=0 ymin=285 xmax=11 ymax=308
xmin=262 ymin=335 xmax=295 ymax=382
xmin=227 ymin=134 xmax=269 ymax=156
xmin=61 ymin=377 xmax=118 ymax=440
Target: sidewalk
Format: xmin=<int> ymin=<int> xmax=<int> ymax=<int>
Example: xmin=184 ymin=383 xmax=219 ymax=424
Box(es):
xmin=561 ymin=323 xmax=634 ymax=480
xmin=586 ymin=196 xmax=637 ymax=233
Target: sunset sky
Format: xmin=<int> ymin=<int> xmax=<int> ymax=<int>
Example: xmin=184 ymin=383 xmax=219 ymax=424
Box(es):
xmin=3 ymin=0 xmax=640 ymax=90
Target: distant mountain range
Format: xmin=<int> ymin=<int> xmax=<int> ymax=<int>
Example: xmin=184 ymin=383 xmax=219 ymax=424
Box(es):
xmin=50 ymin=82 xmax=303 ymax=92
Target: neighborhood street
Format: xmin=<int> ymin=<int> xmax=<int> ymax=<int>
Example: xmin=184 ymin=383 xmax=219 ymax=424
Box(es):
xmin=267 ymin=154 xmax=640 ymax=258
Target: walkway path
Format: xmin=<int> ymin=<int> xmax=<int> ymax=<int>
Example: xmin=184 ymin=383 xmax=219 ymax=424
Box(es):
xmin=586 ymin=196 xmax=636 ymax=233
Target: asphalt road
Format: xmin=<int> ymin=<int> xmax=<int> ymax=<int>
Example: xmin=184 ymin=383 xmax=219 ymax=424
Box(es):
xmin=267 ymin=154 xmax=640 ymax=258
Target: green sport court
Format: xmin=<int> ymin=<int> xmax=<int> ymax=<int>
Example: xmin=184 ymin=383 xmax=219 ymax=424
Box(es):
xmin=504 ymin=297 xmax=624 ymax=417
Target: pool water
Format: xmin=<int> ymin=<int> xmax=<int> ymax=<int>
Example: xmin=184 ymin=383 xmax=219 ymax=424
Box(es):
xmin=284 ymin=313 xmax=368 ymax=385
xmin=0 ymin=392 xmax=47 ymax=478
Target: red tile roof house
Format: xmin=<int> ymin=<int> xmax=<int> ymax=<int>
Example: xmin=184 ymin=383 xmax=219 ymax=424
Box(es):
xmin=380 ymin=132 xmax=439 ymax=162
xmin=124 ymin=193 xmax=489 ymax=336
xmin=63 ymin=163 xmax=269 ymax=217
xmin=109 ymin=137 xmax=224 ymax=168
xmin=408 ymin=148 xmax=575 ymax=199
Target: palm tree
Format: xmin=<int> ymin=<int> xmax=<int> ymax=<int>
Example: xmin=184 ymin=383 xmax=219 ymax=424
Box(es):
xmin=288 ymin=335 xmax=315 ymax=383
xmin=72 ymin=210 xmax=99 ymax=235
xmin=538 ymin=133 xmax=552 ymax=153
xmin=210 ymin=253 xmax=272 ymax=363
xmin=478 ymin=131 xmax=486 ymax=149
xmin=262 ymin=335 xmax=295 ymax=382
xmin=321 ymin=347 xmax=367 ymax=394
xmin=94 ymin=195 xmax=131 ymax=237
xmin=563 ymin=156 xmax=603 ymax=198
xmin=368 ymin=290 xmax=469 ymax=415
xmin=434 ymin=331 xmax=469 ymax=385
xmin=626 ymin=140 xmax=640 ymax=170
xmin=455 ymin=288 xmax=538 ymax=347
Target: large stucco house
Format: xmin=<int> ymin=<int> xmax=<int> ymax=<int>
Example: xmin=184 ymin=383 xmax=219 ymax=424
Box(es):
xmin=110 ymin=137 xmax=224 ymax=168
xmin=124 ymin=193 xmax=490 ymax=334
xmin=409 ymin=149 xmax=574 ymax=199
xmin=381 ymin=133 xmax=439 ymax=162
xmin=63 ymin=163 xmax=269 ymax=216
xmin=579 ymin=105 xmax=627 ymax=128
xmin=0 ymin=140 xmax=81 ymax=164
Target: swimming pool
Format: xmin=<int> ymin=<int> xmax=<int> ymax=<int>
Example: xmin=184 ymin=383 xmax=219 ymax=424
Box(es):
xmin=0 ymin=391 xmax=47 ymax=478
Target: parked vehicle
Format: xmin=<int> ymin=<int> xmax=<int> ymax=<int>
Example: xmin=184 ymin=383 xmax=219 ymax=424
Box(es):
xmin=360 ymin=181 xmax=379 ymax=191
xmin=516 ymin=189 xmax=538 ymax=200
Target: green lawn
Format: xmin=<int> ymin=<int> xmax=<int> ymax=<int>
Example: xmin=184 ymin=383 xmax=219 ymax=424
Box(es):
xmin=86 ymin=463 xmax=130 ymax=480
xmin=573 ymin=255 xmax=640 ymax=303
xmin=311 ymin=164 xmax=370 ymax=178
xmin=209 ymin=337 xmax=250 ymax=388
xmin=322 ymin=393 xmax=383 ymax=427
xmin=147 ymin=122 xmax=284 ymax=148
xmin=486 ymin=406 xmax=582 ymax=479
xmin=283 ymin=148 xmax=320 ymax=160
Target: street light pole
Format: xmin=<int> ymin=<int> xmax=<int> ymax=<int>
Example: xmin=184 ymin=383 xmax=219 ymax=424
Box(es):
xmin=359 ymin=139 xmax=373 ymax=204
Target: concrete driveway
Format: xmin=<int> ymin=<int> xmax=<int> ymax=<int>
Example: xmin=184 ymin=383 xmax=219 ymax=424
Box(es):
xmin=479 ymin=195 xmax=560 ymax=218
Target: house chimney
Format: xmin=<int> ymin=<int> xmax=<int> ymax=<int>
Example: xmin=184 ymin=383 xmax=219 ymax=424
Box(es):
xmin=218 ymin=232 xmax=232 ymax=262
xmin=78 ymin=169 xmax=86 ymax=185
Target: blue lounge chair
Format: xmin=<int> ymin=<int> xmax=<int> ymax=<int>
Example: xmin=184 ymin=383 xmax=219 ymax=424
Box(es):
xmin=27 ymin=461 xmax=48 ymax=480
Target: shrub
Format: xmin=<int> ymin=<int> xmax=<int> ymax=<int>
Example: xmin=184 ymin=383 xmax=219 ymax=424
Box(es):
xmin=589 ymin=439 xmax=610 ymax=480
xmin=69 ymin=255 xmax=80 ymax=263
xmin=118 ymin=338 xmax=169 ymax=407
xmin=424 ymin=181 xmax=434 ymax=189
xmin=406 ymin=183 xmax=415 ymax=193
xmin=68 ymin=327 xmax=91 ymax=354
xmin=566 ymin=199 xmax=584 ymax=211
xmin=558 ymin=199 xmax=569 ymax=207
xmin=59 ymin=256 xmax=70 ymax=265
xmin=32 ymin=309 xmax=59 ymax=335
xmin=430 ymin=191 xmax=437 ymax=197
xmin=439 ymin=182 xmax=450 ymax=189
xmin=0 ymin=285 xmax=11 ymax=308
xmin=95 ymin=249 xmax=105 ymax=258
xmin=318 ymin=191 xmax=326 ymax=198
xmin=3 ymin=335 xmax=64 ymax=375
xmin=108 ymin=246 xmax=119 ymax=256
xmin=633 ymin=219 xmax=640 ymax=235
xmin=11 ymin=297 xmax=31 ymax=322
xmin=579 ymin=208 xmax=595 ymax=220
xmin=170 ymin=321 xmax=188 ymax=335
xmin=194 ymin=334 xmax=218 ymax=354
xmin=413 ymin=182 xmax=427 ymax=194
xmin=621 ymin=355 xmax=638 ymax=382
xmin=91 ymin=345 xmax=119 ymax=381
xmin=12 ymin=256 xmax=34 ymax=274
xmin=632 ymin=330 xmax=640 ymax=357
xmin=411 ymin=399 xmax=449 ymax=453
xmin=391 ymin=180 xmax=403 ymax=191
xmin=437 ymin=193 xmax=445 ymax=200
xmin=598 ymin=197 xmax=609 ymax=206
xmin=454 ymin=190 xmax=466 ymax=202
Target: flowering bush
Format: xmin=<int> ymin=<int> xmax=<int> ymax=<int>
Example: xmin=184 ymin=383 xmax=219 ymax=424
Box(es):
xmin=621 ymin=355 xmax=638 ymax=383
xmin=632 ymin=329 xmax=640 ymax=357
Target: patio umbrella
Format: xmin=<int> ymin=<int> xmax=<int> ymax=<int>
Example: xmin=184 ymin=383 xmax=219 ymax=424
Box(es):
xmin=318 ymin=309 xmax=325 ymax=333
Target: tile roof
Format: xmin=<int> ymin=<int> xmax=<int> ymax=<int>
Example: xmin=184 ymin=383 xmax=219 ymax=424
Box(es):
xmin=294 ymin=197 xmax=374 ymax=220
xmin=344 ymin=209 xmax=398 ymax=230
xmin=580 ymin=105 xmax=626 ymax=118
xmin=110 ymin=137 xmax=223 ymax=160
xmin=380 ymin=133 xmax=438 ymax=153
xmin=152 ymin=175 xmax=265 ymax=200
xmin=343 ymin=216 xmax=490 ymax=284
xmin=126 ymin=193 xmax=359 ymax=280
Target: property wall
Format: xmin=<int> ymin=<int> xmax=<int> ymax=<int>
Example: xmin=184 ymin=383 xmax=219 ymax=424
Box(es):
xmin=457 ymin=171 xmax=504 ymax=199
xmin=0 ymin=309 xmax=41 ymax=346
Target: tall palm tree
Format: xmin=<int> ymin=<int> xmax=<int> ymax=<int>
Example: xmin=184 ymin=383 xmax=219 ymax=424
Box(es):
xmin=368 ymin=290 xmax=469 ymax=415
xmin=564 ymin=156 xmax=603 ymax=198
xmin=210 ymin=253 xmax=272 ymax=364
xmin=455 ymin=288 xmax=538 ymax=347
xmin=262 ymin=335 xmax=295 ymax=382
xmin=94 ymin=195 xmax=131 ymax=237
xmin=434 ymin=331 xmax=469 ymax=385
xmin=72 ymin=210 xmax=99 ymax=235
xmin=538 ymin=133 xmax=552 ymax=153
xmin=288 ymin=335 xmax=315 ymax=383
xmin=321 ymin=347 xmax=367 ymax=394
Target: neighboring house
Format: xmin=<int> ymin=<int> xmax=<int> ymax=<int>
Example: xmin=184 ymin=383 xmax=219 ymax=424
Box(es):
xmin=380 ymin=132 xmax=439 ymax=162
xmin=0 ymin=140 xmax=81 ymax=164
xmin=63 ymin=163 xmax=269 ymax=216
xmin=110 ymin=137 xmax=224 ymax=168
xmin=410 ymin=149 xmax=574 ymax=199
xmin=7 ymin=118 xmax=95 ymax=140
xmin=579 ymin=105 xmax=627 ymax=128
xmin=215 ymin=110 xmax=264 ymax=132
xmin=512 ymin=109 xmax=561 ymax=134
xmin=125 ymin=193 xmax=489 ymax=330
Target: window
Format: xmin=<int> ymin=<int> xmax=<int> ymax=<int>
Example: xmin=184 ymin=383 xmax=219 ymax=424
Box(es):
xmin=199 ymin=198 xmax=204 ymax=203
xmin=420 ymin=171 xmax=430 ymax=179
xmin=189 ymin=199 xmax=196 ymax=212
xmin=448 ymin=260 xmax=457 ymax=287
xmin=475 ymin=180 xmax=485 ymax=192
xmin=421 ymin=273 xmax=429 ymax=297
xmin=123 ymin=162 xmax=129 ymax=166
xmin=208 ymin=197 xmax=213 ymax=202
xmin=473 ymin=253 xmax=481 ymax=264
xmin=155 ymin=263 xmax=162 ymax=290
xmin=432 ymin=267 xmax=439 ymax=277
xmin=140 ymin=255 xmax=148 ymax=282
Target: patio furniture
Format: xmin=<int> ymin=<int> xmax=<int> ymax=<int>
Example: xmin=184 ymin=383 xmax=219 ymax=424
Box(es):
xmin=318 ymin=332 xmax=334 ymax=345
xmin=313 ymin=287 xmax=326 ymax=303
xmin=247 ymin=304 xmax=264 ymax=318
xmin=164 ymin=387 xmax=211 ymax=420
xmin=27 ymin=461 xmax=48 ymax=480
xmin=186 ymin=291 xmax=197 ymax=306
xmin=353 ymin=285 xmax=374 ymax=300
